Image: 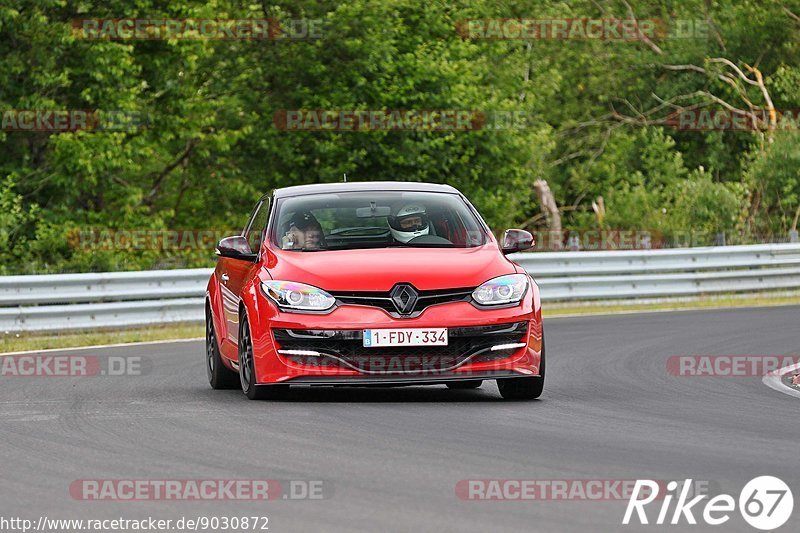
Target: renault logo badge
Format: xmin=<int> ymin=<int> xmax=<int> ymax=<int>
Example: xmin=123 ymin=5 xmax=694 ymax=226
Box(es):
xmin=390 ymin=284 xmax=419 ymax=315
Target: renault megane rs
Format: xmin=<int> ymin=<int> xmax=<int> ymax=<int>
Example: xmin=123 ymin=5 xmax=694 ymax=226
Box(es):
xmin=206 ymin=182 xmax=544 ymax=400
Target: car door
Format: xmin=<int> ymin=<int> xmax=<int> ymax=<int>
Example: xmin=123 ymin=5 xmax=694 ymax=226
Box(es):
xmin=217 ymin=196 xmax=270 ymax=355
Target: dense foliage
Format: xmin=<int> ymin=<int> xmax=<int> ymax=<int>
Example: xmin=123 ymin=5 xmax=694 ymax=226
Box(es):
xmin=1 ymin=0 xmax=799 ymax=273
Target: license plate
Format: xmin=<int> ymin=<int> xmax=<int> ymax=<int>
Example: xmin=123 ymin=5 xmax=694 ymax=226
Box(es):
xmin=363 ymin=328 xmax=448 ymax=348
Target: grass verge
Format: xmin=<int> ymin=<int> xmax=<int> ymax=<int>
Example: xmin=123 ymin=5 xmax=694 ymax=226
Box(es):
xmin=544 ymin=292 xmax=800 ymax=317
xmin=0 ymin=323 xmax=204 ymax=354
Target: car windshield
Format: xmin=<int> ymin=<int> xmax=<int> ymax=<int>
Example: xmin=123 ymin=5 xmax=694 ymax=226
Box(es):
xmin=271 ymin=191 xmax=491 ymax=251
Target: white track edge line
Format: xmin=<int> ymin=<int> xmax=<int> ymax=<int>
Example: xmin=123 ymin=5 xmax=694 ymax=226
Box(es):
xmin=762 ymin=361 xmax=800 ymax=399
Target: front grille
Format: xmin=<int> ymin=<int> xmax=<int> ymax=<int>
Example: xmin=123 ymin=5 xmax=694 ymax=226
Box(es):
xmin=273 ymin=322 xmax=528 ymax=374
xmin=330 ymin=285 xmax=474 ymax=318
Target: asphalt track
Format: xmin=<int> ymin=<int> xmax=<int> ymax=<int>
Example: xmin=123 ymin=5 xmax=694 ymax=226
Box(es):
xmin=1 ymin=306 xmax=798 ymax=533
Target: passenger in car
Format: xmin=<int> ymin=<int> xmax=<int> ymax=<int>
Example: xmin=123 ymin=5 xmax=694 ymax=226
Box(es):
xmin=281 ymin=211 xmax=325 ymax=250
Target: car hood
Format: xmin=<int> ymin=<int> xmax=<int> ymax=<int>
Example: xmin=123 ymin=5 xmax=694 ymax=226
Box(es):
xmin=265 ymin=246 xmax=517 ymax=291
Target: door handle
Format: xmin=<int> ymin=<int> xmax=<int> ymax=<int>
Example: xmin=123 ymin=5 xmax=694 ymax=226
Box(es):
xmin=221 ymin=273 xmax=230 ymax=283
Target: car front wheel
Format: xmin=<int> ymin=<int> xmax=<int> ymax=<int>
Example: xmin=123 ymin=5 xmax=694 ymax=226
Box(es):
xmin=238 ymin=312 xmax=288 ymax=400
xmin=497 ymin=337 xmax=545 ymax=400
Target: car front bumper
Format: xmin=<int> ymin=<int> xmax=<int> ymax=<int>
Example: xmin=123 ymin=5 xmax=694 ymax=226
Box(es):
xmin=248 ymin=291 xmax=542 ymax=384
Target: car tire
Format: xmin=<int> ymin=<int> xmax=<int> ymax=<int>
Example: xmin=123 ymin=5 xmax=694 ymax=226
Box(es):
xmin=206 ymin=307 xmax=239 ymax=390
xmin=497 ymin=336 xmax=545 ymax=400
xmin=238 ymin=312 xmax=289 ymax=401
xmin=446 ymin=380 xmax=483 ymax=389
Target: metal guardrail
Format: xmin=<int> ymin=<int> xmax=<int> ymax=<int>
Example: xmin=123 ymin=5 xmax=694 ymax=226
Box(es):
xmin=1 ymin=244 xmax=799 ymax=333
xmin=512 ymin=244 xmax=800 ymax=300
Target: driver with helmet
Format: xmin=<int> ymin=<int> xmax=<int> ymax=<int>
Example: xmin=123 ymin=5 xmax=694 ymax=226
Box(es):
xmin=388 ymin=204 xmax=430 ymax=243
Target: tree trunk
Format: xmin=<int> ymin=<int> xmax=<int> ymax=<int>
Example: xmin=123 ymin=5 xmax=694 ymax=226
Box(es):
xmin=533 ymin=179 xmax=562 ymax=250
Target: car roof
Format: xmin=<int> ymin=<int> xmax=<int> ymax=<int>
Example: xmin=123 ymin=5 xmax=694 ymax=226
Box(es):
xmin=273 ymin=181 xmax=461 ymax=198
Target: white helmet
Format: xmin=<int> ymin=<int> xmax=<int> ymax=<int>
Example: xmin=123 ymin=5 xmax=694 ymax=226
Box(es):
xmin=389 ymin=204 xmax=429 ymax=243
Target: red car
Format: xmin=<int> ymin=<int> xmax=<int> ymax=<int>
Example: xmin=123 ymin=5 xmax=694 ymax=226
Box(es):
xmin=206 ymin=182 xmax=544 ymax=400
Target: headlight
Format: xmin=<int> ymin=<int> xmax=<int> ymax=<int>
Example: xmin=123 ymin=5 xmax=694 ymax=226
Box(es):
xmin=261 ymin=281 xmax=336 ymax=311
xmin=472 ymin=274 xmax=528 ymax=306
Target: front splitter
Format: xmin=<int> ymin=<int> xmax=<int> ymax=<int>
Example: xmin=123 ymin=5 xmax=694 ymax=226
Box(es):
xmin=280 ymin=370 xmax=536 ymax=387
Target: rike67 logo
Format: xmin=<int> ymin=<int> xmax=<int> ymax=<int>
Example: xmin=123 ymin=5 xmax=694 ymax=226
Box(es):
xmin=623 ymin=476 xmax=793 ymax=530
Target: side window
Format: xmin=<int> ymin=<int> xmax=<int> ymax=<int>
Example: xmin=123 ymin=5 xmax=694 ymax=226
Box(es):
xmin=243 ymin=198 xmax=270 ymax=252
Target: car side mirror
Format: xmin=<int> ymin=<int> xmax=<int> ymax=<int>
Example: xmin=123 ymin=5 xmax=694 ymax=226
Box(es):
xmin=216 ymin=236 xmax=258 ymax=262
xmin=501 ymin=229 xmax=534 ymax=254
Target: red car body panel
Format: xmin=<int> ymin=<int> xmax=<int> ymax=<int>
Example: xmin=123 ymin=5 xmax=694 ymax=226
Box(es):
xmin=207 ymin=183 xmax=543 ymax=386
xmin=265 ymin=246 xmax=518 ymax=291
